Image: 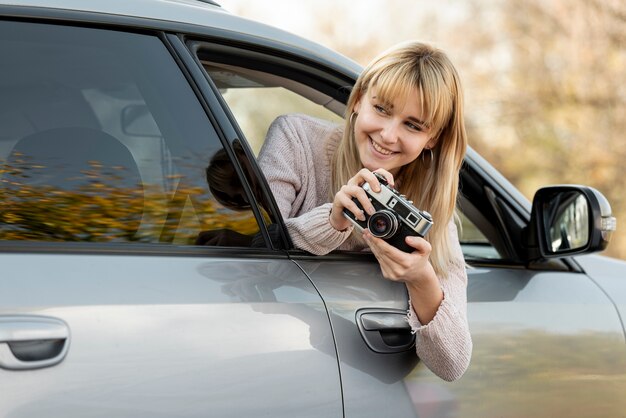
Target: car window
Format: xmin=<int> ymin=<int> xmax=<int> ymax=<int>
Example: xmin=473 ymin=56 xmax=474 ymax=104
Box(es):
xmin=0 ymin=21 xmax=264 ymax=248
xmin=200 ymin=55 xmax=503 ymax=259
xmin=457 ymin=212 xmax=501 ymax=260
xmin=203 ymin=62 xmax=344 ymax=155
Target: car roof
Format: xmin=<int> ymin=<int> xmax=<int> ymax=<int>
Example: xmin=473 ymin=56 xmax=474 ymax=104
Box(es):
xmin=0 ymin=0 xmax=361 ymax=79
xmin=2 ymin=0 xmax=235 ymax=27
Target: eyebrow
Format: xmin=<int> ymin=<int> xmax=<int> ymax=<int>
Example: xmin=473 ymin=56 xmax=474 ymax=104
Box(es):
xmin=407 ymin=116 xmax=429 ymax=128
xmin=372 ymin=94 xmax=430 ymax=128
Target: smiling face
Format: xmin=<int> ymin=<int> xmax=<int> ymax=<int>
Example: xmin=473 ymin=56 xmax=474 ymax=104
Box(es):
xmin=354 ymin=88 xmax=436 ymax=177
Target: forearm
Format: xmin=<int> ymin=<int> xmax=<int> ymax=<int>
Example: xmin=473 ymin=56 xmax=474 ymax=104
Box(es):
xmin=285 ymin=203 xmax=353 ymax=255
xmin=406 ymin=260 xmax=472 ymax=382
xmin=407 ymin=290 xmax=472 ymax=382
xmin=405 ymin=262 xmax=443 ymax=324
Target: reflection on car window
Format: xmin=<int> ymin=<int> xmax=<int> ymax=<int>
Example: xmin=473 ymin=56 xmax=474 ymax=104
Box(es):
xmin=0 ymin=21 xmax=262 ymax=248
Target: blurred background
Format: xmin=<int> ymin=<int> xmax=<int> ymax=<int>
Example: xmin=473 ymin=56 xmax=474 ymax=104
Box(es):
xmin=219 ymin=0 xmax=625 ymax=260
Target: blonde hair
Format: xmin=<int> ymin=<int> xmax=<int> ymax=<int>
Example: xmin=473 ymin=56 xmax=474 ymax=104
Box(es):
xmin=331 ymin=41 xmax=467 ymax=278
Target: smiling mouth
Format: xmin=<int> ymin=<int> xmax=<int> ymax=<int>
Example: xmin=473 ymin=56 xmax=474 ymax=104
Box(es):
xmin=370 ymin=138 xmax=395 ymax=156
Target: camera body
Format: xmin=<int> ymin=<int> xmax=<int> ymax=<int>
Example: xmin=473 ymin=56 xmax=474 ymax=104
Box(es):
xmin=343 ymin=172 xmax=433 ymax=252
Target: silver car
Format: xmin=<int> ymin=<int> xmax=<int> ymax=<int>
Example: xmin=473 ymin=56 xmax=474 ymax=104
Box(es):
xmin=0 ymin=1 xmax=624 ymax=417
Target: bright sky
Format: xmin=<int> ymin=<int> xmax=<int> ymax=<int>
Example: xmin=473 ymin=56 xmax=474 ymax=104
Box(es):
xmin=217 ymin=0 xmax=471 ymax=64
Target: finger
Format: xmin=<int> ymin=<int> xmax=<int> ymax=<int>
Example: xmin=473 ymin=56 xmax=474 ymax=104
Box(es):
xmin=337 ymin=184 xmax=376 ymax=218
xmin=404 ymin=235 xmax=432 ymax=255
xmin=369 ymin=234 xmax=429 ymax=277
xmin=348 ymin=168 xmax=382 ymax=193
xmin=335 ymin=189 xmax=366 ymax=221
xmin=359 ymin=169 xmax=382 ymax=192
xmin=364 ymin=235 xmax=389 ymax=272
xmin=364 ymin=233 xmax=406 ymax=281
xmin=347 ymin=168 xmax=372 ymax=186
xmin=372 ymin=168 xmax=395 ymax=187
xmin=342 ymin=184 xmax=376 ymax=215
xmin=364 ymin=230 xmax=406 ymax=263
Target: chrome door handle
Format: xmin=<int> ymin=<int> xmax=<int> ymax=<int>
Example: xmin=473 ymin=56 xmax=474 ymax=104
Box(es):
xmin=356 ymin=309 xmax=415 ymax=354
xmin=0 ymin=316 xmax=70 ymax=370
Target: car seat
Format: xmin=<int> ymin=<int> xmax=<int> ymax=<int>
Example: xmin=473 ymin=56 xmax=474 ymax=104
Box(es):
xmin=1 ymin=127 xmax=144 ymax=241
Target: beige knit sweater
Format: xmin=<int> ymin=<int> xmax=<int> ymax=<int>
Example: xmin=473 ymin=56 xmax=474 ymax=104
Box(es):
xmin=258 ymin=113 xmax=472 ymax=381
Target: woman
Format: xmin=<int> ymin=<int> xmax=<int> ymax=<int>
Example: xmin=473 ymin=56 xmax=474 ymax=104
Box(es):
xmin=258 ymin=41 xmax=472 ymax=381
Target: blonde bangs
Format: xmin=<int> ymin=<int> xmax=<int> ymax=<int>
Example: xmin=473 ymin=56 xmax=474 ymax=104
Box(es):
xmin=369 ymin=63 xmax=415 ymax=109
xmin=417 ymin=61 xmax=455 ymax=139
xmin=369 ymin=61 xmax=454 ymax=139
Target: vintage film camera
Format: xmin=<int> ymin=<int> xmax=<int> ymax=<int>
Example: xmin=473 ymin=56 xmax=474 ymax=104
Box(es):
xmin=343 ymin=172 xmax=433 ymax=252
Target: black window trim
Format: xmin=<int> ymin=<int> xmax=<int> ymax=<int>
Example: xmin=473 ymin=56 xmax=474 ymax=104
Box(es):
xmin=0 ymin=240 xmax=288 ymax=259
xmin=163 ymin=32 xmax=287 ymax=251
xmin=181 ymin=38 xmax=358 ymax=253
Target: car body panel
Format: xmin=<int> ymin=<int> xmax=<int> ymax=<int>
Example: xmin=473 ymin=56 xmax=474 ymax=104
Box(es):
xmin=0 ymin=253 xmax=343 ymax=417
xmin=295 ymin=256 xmax=420 ymax=418
xmin=296 ymin=254 xmax=626 ymax=418
xmin=575 ymin=254 xmax=626 ymax=337
xmin=409 ymin=266 xmax=626 ymax=417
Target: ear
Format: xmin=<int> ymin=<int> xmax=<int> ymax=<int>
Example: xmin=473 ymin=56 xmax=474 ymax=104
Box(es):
xmin=352 ymin=92 xmax=366 ymax=114
xmin=425 ymin=137 xmax=438 ymax=150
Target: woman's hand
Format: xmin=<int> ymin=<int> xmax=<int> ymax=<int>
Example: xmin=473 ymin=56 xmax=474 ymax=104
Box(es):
xmin=364 ymin=231 xmax=444 ymax=324
xmin=329 ymin=168 xmax=394 ymax=232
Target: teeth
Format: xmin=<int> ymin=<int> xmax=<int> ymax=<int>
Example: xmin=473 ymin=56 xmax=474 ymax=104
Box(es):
xmin=371 ymin=139 xmax=394 ymax=155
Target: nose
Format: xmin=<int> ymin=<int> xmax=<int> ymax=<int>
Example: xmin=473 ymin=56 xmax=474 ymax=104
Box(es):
xmin=380 ymin=119 xmax=401 ymax=144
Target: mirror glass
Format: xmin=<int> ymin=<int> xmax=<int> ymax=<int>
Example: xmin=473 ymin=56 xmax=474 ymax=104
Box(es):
xmin=544 ymin=191 xmax=590 ymax=253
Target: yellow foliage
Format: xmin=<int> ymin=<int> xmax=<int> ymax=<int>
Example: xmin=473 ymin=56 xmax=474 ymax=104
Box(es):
xmin=0 ymin=163 xmax=260 ymax=244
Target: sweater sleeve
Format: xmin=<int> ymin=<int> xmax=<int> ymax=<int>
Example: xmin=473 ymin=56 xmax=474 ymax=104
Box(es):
xmin=406 ymin=221 xmax=473 ymax=381
xmin=257 ymin=115 xmax=353 ymax=255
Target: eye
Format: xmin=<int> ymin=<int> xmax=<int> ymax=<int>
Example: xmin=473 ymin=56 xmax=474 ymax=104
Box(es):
xmin=373 ymin=104 xmax=388 ymax=115
xmin=405 ymin=121 xmax=424 ymax=132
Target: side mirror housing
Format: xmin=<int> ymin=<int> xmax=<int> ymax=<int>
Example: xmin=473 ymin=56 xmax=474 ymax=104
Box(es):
xmin=529 ymin=185 xmax=616 ymax=259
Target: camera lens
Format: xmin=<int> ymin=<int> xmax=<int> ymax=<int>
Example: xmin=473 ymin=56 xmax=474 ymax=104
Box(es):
xmin=368 ymin=210 xmax=399 ymax=238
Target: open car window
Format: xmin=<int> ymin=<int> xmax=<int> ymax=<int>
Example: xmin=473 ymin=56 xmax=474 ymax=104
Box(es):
xmin=202 ymin=62 xmax=344 ymax=155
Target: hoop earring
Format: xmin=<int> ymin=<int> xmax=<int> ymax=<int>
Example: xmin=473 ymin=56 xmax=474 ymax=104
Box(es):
xmin=421 ymin=148 xmax=434 ymax=168
xmin=349 ymin=112 xmax=358 ymax=126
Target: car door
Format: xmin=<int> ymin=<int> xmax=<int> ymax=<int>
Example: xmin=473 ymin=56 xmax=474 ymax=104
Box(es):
xmin=0 ymin=19 xmax=342 ymax=417
xmin=191 ymin=37 xmax=626 ymax=418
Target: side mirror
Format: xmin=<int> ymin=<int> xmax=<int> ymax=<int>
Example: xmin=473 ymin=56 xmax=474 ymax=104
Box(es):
xmin=530 ymin=185 xmax=616 ymax=259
